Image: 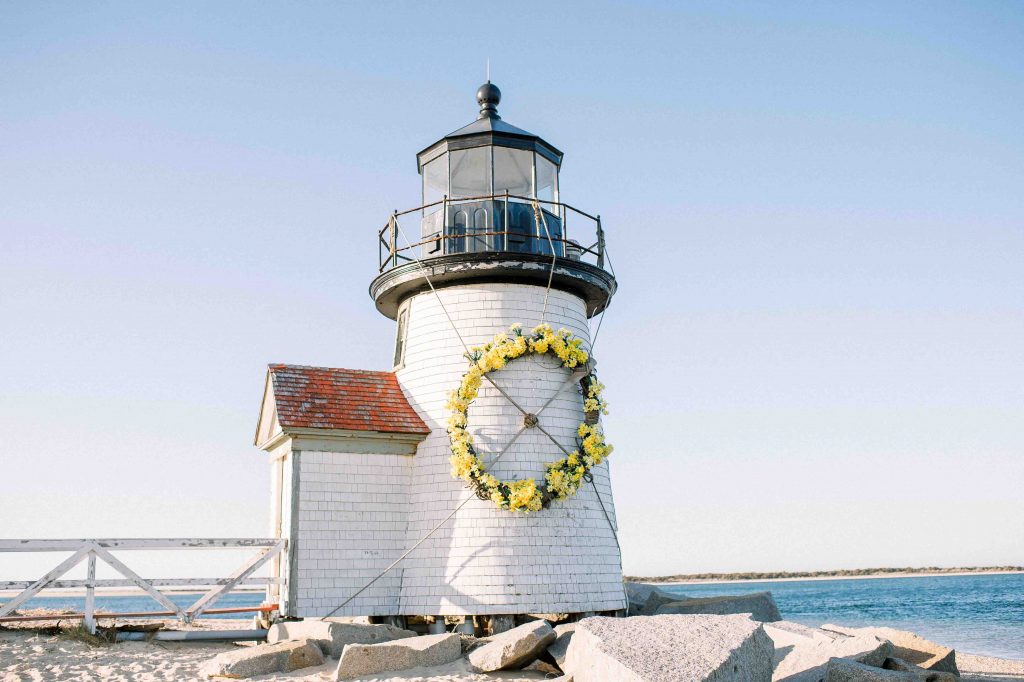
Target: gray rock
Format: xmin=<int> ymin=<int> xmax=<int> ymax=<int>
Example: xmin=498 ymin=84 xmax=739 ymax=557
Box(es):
xmin=764 ymin=620 xmax=843 ymax=646
xmin=882 ymin=657 xmax=958 ymax=682
xmin=468 ymin=620 xmax=557 ymax=672
xmin=764 ymin=621 xmax=894 ymax=682
xmin=201 ymin=639 xmax=324 ymax=679
xmin=563 ymin=614 xmax=774 ymax=681
xmin=825 ymin=658 xmax=919 ymax=681
xmin=625 ymin=582 xmax=688 ymax=616
xmin=334 ymin=633 xmax=462 ymax=680
xmin=267 ymin=620 xmax=417 ymax=657
xmin=656 ymin=592 xmax=782 ymax=622
xmin=547 ymin=623 xmax=578 ymax=670
xmin=523 ymin=659 xmax=564 ymax=675
xmin=822 ymin=625 xmax=958 ymax=675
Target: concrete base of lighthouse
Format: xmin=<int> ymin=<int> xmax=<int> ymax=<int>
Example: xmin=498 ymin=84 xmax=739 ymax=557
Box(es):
xmin=392 ymin=282 xmax=626 ymax=617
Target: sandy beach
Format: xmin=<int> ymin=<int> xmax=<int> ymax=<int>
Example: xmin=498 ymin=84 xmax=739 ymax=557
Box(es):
xmin=0 ymin=619 xmax=551 ymax=682
xmin=2 ymin=619 xmax=1022 ymax=682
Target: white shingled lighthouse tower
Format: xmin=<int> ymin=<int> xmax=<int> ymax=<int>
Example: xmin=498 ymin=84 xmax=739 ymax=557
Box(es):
xmin=256 ymin=83 xmax=624 ymax=628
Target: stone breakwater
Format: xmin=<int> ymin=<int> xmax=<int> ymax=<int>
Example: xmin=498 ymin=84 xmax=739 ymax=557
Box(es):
xmin=192 ymin=584 xmax=1019 ymax=681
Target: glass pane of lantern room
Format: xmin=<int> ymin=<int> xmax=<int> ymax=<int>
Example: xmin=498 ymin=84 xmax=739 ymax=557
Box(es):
xmin=422 ymin=155 xmax=448 ymax=206
xmin=493 ymin=147 xmax=533 ymax=199
xmin=421 ymin=154 xmax=448 ymax=244
xmin=449 ymin=147 xmax=492 ymax=199
xmin=536 ymin=154 xmax=558 ymax=204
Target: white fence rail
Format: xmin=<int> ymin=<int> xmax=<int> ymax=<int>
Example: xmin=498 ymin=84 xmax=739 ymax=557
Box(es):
xmin=0 ymin=538 xmax=286 ymax=634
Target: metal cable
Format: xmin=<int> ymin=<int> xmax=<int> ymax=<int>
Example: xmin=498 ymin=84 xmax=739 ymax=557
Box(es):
xmin=392 ymin=216 xmax=473 ymax=357
xmin=324 ymin=425 xmax=529 ymax=617
xmin=532 ymin=199 xmax=559 ymax=323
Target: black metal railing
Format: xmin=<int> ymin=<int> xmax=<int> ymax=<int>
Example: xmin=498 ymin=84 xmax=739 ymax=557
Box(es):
xmin=377 ymin=193 xmax=605 ymax=274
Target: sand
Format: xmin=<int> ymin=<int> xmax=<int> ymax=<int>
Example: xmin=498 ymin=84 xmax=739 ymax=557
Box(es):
xmin=0 ymin=620 xmax=552 ymax=682
xmin=960 ymin=652 xmax=1024 ymax=681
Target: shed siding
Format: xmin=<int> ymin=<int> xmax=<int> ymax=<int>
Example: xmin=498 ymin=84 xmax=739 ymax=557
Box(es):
xmin=289 ymin=450 xmax=412 ymax=616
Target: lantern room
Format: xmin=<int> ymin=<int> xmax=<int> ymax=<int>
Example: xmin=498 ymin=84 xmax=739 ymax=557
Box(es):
xmin=372 ymin=82 xmax=616 ymax=321
xmin=416 ymin=82 xmax=564 ymax=257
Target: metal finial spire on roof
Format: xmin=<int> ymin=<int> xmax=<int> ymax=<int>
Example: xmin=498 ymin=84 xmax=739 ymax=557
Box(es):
xmin=476 ymin=81 xmax=501 ymax=119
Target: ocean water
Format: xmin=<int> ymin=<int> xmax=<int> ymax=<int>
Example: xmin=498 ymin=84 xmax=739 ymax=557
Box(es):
xmin=6 ymin=591 xmax=264 ymax=620
xmin=7 ymin=574 xmax=1022 ymax=659
xmin=659 ymin=573 xmax=1024 ymax=659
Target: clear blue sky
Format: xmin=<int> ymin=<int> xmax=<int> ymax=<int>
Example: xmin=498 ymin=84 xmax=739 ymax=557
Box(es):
xmin=2 ymin=2 xmax=1022 ymax=578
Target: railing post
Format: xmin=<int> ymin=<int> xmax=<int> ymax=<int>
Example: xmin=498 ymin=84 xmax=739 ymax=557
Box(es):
xmin=503 ymin=190 xmax=509 ymax=251
xmin=596 ymin=215 xmax=605 ymax=269
xmin=442 ymin=195 xmax=448 ymax=254
xmin=84 ymin=550 xmax=96 ymax=634
xmin=390 ymin=211 xmax=398 ymax=268
xmin=563 ymin=202 xmax=569 ymax=247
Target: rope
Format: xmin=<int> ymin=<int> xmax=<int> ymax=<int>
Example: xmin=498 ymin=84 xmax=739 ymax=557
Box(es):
xmin=391 ymin=215 xmax=473 ymax=357
xmin=324 ymin=425 xmax=529 ymax=617
xmin=535 ymin=422 xmax=622 ymax=551
xmin=393 ymin=214 xmax=538 ymax=419
xmin=531 ymin=199 xmax=559 ymax=323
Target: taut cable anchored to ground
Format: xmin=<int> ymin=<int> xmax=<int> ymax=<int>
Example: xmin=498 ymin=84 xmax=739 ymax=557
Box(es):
xmin=532 ymin=198 xmax=559 ymax=323
xmin=323 ymin=213 xmax=622 ymax=617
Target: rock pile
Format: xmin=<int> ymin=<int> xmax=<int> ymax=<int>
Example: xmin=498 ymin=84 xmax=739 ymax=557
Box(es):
xmin=267 ymin=619 xmax=417 ymax=657
xmin=197 ymin=584 xmax=964 ymax=681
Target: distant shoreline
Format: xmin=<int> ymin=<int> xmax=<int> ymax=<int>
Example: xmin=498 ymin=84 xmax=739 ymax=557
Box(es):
xmin=627 ymin=567 xmax=1024 ymax=585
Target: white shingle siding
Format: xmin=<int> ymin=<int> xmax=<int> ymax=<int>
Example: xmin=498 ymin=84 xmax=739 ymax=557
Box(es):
xmin=395 ymin=283 xmax=624 ymax=615
xmin=288 ymin=449 xmax=413 ymax=616
xmin=279 ymin=282 xmax=624 ymax=617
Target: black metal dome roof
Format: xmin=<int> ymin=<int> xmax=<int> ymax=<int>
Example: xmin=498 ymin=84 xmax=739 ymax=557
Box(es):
xmin=416 ymin=82 xmax=563 ymax=172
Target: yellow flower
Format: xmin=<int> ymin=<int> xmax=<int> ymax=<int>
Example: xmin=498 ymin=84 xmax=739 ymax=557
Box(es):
xmin=508 ymin=479 xmax=540 ymax=512
xmin=447 ymin=323 xmax=613 ymax=513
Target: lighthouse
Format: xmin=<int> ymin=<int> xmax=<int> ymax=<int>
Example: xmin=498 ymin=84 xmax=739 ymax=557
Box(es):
xmin=256 ymin=83 xmax=624 ymax=626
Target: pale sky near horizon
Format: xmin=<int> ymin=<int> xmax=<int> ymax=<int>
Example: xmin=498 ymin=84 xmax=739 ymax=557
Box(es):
xmin=2 ymin=2 xmax=1022 ymax=580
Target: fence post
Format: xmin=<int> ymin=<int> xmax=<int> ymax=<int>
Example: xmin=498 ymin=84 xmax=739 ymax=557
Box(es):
xmin=84 ymin=551 xmax=97 ymax=634
xmin=596 ymin=215 xmax=605 ymax=269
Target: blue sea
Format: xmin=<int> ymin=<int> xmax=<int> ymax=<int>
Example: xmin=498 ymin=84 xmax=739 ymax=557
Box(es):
xmin=7 ymin=574 xmax=1022 ymax=659
xmin=660 ymin=573 xmax=1024 ymax=659
xmin=6 ymin=591 xmax=263 ymax=620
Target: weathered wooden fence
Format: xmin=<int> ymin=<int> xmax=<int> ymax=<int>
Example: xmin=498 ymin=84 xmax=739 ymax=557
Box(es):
xmin=0 ymin=538 xmax=286 ymax=633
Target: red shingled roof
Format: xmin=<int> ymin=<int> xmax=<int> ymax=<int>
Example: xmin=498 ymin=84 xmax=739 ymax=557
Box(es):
xmin=267 ymin=364 xmax=429 ymax=436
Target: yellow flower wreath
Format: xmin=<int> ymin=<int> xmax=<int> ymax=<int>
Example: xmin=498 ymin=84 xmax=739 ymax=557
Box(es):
xmin=446 ymin=323 xmax=612 ymax=513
